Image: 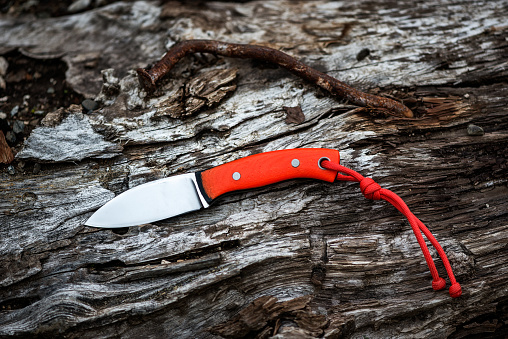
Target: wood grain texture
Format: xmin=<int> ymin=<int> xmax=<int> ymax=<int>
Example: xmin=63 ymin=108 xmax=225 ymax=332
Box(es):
xmin=1 ymin=1 xmax=507 ymax=338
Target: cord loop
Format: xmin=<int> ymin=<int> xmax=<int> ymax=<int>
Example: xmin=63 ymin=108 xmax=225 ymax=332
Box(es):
xmin=320 ymin=159 xmax=462 ymax=298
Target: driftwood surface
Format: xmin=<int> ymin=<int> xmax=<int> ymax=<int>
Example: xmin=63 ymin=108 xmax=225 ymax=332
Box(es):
xmin=1 ymin=1 xmax=508 ymax=338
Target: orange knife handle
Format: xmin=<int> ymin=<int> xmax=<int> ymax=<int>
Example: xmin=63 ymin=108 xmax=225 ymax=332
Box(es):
xmin=196 ymin=148 xmax=339 ymax=203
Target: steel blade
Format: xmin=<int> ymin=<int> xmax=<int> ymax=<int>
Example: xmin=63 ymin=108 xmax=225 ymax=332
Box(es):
xmin=85 ymin=173 xmax=207 ymax=228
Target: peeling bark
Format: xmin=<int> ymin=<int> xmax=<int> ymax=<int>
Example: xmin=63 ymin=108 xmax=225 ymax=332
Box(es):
xmin=1 ymin=1 xmax=507 ymax=338
xmin=16 ymin=105 xmax=123 ymax=162
xmin=0 ymin=131 xmax=14 ymax=164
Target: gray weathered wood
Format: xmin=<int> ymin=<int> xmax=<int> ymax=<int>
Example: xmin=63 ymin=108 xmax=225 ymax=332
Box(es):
xmin=1 ymin=1 xmax=507 ymax=338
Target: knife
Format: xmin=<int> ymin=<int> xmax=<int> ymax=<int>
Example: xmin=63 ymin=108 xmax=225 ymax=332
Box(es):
xmin=85 ymin=148 xmax=340 ymax=228
xmin=85 ymin=147 xmax=464 ymax=298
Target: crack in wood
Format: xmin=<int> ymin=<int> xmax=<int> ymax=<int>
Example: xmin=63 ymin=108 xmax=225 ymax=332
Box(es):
xmin=87 ymin=240 xmax=239 ymax=272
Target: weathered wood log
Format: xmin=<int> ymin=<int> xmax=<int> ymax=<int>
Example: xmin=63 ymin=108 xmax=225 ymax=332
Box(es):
xmin=1 ymin=1 xmax=507 ymax=338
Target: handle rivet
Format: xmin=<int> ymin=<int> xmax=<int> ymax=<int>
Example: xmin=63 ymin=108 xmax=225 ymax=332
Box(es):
xmin=232 ymin=172 xmax=241 ymax=180
xmin=291 ymin=159 xmax=300 ymax=168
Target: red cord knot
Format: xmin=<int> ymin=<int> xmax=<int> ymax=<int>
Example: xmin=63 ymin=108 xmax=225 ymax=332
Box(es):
xmin=449 ymin=283 xmax=462 ymax=298
xmin=360 ymin=178 xmax=382 ymax=200
xmin=432 ymin=277 xmax=446 ymax=291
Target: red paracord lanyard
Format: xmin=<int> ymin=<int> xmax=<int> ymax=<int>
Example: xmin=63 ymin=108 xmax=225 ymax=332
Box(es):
xmin=321 ymin=159 xmax=462 ymax=298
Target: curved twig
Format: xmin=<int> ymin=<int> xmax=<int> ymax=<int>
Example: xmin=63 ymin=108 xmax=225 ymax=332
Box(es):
xmin=137 ymin=40 xmax=413 ymax=118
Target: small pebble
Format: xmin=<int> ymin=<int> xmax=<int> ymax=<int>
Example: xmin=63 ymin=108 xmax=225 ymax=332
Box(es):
xmin=47 ymin=87 xmax=55 ymax=94
xmin=10 ymin=105 xmax=19 ymax=117
xmin=22 ymin=94 xmax=30 ymax=107
xmin=5 ymin=131 xmax=16 ymax=144
xmin=467 ymin=124 xmax=484 ymax=136
xmin=82 ymin=99 xmax=99 ymax=113
xmin=7 ymin=165 xmax=15 ymax=175
xmin=33 ymin=163 xmax=41 ymax=174
xmin=34 ymin=110 xmax=45 ymax=116
xmin=356 ymin=48 xmax=371 ymax=61
xmin=68 ymin=0 xmax=91 ymax=13
xmin=12 ymin=120 xmax=25 ymax=134
xmin=0 ymin=56 xmax=8 ymax=76
xmin=0 ymin=112 xmax=6 ymax=119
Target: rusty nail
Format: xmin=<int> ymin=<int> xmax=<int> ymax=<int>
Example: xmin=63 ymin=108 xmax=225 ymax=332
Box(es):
xmin=137 ymin=40 xmax=413 ymax=118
